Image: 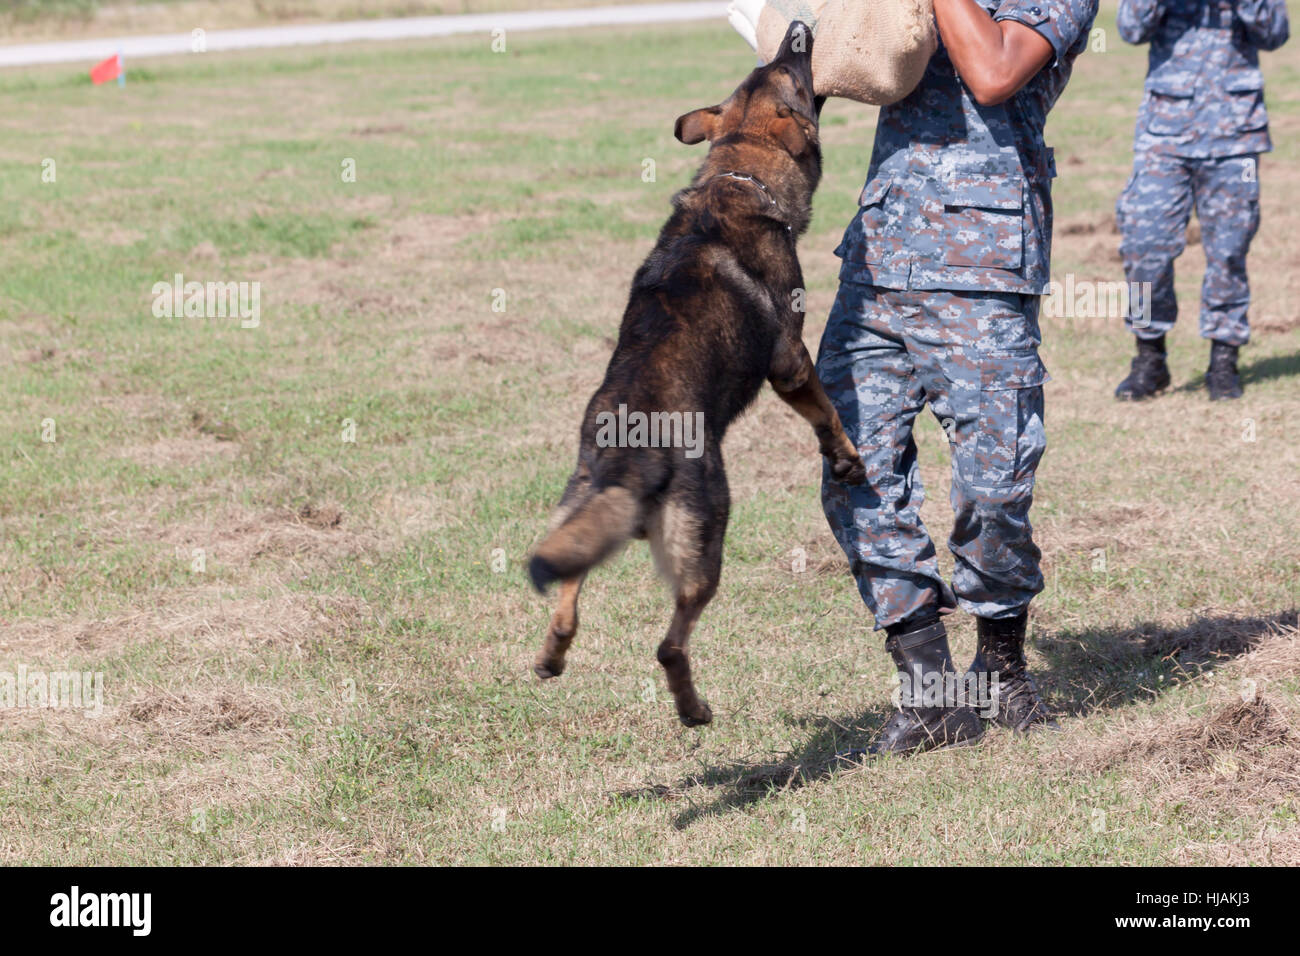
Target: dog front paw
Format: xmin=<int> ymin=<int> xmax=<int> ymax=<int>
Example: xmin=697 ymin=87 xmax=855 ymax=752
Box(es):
xmin=830 ymin=452 xmax=867 ymax=486
xmin=677 ymin=699 xmax=713 ymax=727
xmin=533 ymin=655 xmax=565 ymax=679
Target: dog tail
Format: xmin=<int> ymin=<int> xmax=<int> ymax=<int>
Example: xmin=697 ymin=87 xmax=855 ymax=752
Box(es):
xmin=529 ymin=485 xmax=640 ymax=593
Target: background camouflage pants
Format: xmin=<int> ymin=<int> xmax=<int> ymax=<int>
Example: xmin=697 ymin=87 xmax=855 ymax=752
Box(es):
xmin=816 ymin=283 xmax=1049 ymax=630
xmin=1116 ymin=152 xmax=1261 ymax=347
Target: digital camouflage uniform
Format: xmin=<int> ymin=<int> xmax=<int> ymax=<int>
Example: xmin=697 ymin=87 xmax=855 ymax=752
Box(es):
xmin=818 ymin=0 xmax=1098 ymax=629
xmin=1116 ymin=0 xmax=1289 ymax=346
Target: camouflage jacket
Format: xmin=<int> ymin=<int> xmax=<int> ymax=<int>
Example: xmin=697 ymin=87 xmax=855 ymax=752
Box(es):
xmin=1119 ymin=0 xmax=1289 ymax=158
xmin=835 ymin=0 xmax=1099 ymax=295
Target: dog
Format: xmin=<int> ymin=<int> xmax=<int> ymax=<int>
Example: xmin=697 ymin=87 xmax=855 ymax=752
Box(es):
xmin=528 ymin=22 xmax=865 ymax=727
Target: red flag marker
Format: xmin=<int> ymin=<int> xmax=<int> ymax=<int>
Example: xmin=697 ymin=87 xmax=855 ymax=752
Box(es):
xmin=90 ymin=53 xmax=122 ymax=85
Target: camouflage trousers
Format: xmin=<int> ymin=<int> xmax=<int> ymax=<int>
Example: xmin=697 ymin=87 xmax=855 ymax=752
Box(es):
xmin=816 ymin=283 xmax=1049 ymax=630
xmin=1116 ymin=151 xmax=1261 ymax=347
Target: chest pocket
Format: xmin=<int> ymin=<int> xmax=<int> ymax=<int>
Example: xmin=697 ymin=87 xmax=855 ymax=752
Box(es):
xmin=940 ymin=176 xmax=1024 ymax=270
xmin=1144 ymin=77 xmax=1196 ymax=135
xmin=1225 ymin=69 xmax=1268 ymax=132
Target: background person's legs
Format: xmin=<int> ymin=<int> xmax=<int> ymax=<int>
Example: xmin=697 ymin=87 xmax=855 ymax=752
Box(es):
xmin=1194 ymin=154 xmax=1261 ymax=348
xmin=1113 ymin=150 xmax=1195 ymax=399
xmin=1117 ymin=151 xmax=1195 ymax=340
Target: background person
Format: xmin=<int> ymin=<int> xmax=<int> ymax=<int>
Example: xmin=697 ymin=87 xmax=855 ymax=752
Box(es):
xmin=1113 ymin=0 xmax=1289 ymax=401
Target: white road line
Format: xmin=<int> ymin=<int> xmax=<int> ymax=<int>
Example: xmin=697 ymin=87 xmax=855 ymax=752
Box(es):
xmin=0 ymin=2 xmax=730 ymax=69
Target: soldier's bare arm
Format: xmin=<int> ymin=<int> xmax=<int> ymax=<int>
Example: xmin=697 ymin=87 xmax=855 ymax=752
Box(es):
xmin=933 ymin=0 xmax=1054 ymax=106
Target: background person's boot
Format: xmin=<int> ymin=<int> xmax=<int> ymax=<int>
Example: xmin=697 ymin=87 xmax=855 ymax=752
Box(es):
xmin=966 ymin=611 xmax=1059 ymax=733
xmin=845 ymin=618 xmax=983 ymax=759
xmin=1114 ymin=334 xmax=1171 ymax=401
xmin=1206 ymin=341 xmax=1244 ymax=401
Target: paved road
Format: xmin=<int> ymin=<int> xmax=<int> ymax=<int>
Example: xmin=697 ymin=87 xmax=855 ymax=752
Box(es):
xmin=0 ymin=3 xmax=730 ymax=69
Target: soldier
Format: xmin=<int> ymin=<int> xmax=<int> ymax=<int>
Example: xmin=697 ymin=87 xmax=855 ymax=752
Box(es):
xmin=1114 ymin=0 xmax=1289 ymax=401
xmin=818 ymin=0 xmax=1097 ymax=756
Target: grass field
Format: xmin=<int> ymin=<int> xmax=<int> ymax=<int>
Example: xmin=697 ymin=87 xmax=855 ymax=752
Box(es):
xmin=1 ymin=4 xmax=1298 ymax=865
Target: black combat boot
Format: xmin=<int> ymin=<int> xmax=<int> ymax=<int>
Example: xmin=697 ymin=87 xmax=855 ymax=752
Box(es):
xmin=1206 ymin=341 xmax=1243 ymax=401
xmin=966 ymin=611 xmax=1058 ymax=733
xmin=1114 ymin=335 xmax=1171 ymax=401
xmin=843 ymin=617 xmax=984 ymax=759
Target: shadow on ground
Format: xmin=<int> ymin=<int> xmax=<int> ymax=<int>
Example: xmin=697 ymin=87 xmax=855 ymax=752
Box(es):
xmin=1174 ymin=349 xmax=1300 ymax=393
xmin=1241 ymin=350 xmax=1300 ymax=386
xmin=614 ymin=608 xmax=1298 ymax=828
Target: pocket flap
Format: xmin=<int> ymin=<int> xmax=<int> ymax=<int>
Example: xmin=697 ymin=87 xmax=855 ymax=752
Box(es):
xmin=980 ymin=351 xmax=1050 ymax=390
xmin=941 ymin=174 xmax=1024 ymax=211
xmin=1145 ymin=75 xmax=1195 ymax=98
xmin=858 ymin=177 xmax=890 ymax=207
xmin=1225 ymin=68 xmax=1264 ymax=93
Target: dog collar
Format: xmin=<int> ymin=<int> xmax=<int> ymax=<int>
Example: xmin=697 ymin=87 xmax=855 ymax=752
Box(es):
xmin=717 ymin=170 xmax=774 ymax=202
xmin=713 ymin=170 xmax=792 ymax=233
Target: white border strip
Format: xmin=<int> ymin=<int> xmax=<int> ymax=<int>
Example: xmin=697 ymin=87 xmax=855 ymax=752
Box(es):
xmin=0 ymin=3 xmax=730 ymax=68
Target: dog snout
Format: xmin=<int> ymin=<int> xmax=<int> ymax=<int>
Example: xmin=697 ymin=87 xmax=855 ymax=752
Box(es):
xmin=775 ymin=20 xmax=813 ymax=65
xmin=773 ymin=21 xmax=815 ymax=96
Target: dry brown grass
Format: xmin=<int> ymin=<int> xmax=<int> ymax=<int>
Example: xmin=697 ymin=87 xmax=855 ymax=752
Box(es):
xmin=124 ymin=683 xmax=286 ymax=737
xmin=0 ymin=590 xmax=370 ymax=658
xmin=1071 ymin=692 xmax=1300 ymax=864
xmin=1079 ymin=696 xmax=1295 ymax=775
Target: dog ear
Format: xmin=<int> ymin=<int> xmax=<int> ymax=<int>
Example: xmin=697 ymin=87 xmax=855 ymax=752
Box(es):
xmin=773 ymin=110 xmax=816 ymax=157
xmin=675 ymin=106 xmax=722 ymax=145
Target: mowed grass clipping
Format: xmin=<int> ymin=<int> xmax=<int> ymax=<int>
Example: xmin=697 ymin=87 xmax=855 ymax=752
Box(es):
xmin=0 ymin=9 xmax=1298 ymax=864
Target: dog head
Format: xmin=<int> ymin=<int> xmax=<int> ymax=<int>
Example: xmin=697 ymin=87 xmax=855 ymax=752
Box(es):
xmin=674 ymin=21 xmax=819 ymax=158
xmin=673 ymin=22 xmax=821 ymax=229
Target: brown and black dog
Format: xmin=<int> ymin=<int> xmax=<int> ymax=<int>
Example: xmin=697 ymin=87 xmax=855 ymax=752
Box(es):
xmin=528 ymin=22 xmax=864 ymax=727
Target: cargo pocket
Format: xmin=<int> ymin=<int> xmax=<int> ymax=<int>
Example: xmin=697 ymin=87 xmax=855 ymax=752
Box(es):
xmin=940 ymin=176 xmax=1024 ymax=270
xmin=973 ymin=350 xmax=1049 ymax=490
xmin=1144 ymin=77 xmax=1195 ymax=135
xmin=1225 ymin=69 xmax=1267 ymax=133
xmin=852 ymin=177 xmax=894 ymax=264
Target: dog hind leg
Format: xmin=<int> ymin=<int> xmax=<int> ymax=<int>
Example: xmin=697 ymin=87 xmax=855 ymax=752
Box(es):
xmin=534 ymin=466 xmax=592 ymax=679
xmin=534 ymin=573 xmax=586 ymax=679
xmin=648 ymin=498 xmax=723 ymax=726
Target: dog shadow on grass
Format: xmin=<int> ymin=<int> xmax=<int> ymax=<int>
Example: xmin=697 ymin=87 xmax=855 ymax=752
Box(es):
xmin=624 ymin=608 xmax=1298 ymax=829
